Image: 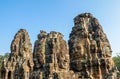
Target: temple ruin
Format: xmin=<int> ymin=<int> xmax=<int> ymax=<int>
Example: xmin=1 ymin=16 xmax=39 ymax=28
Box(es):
xmin=0 ymin=13 xmax=120 ymax=79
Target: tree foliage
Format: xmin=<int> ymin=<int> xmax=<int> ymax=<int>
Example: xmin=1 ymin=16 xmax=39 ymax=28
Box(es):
xmin=112 ymin=55 xmax=120 ymax=71
xmin=0 ymin=53 xmax=9 ymax=68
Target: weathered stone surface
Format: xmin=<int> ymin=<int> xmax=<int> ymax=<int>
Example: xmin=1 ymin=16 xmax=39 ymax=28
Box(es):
xmin=69 ymin=13 xmax=120 ymax=79
xmin=32 ymin=31 xmax=74 ymax=79
xmin=33 ymin=30 xmax=47 ymax=70
xmin=0 ymin=13 xmax=120 ymax=79
xmin=0 ymin=29 xmax=34 ymax=79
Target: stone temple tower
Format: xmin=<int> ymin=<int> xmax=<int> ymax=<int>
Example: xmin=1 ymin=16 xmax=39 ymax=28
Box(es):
xmin=32 ymin=31 xmax=74 ymax=79
xmin=0 ymin=29 xmax=34 ymax=79
xmin=69 ymin=13 xmax=120 ymax=79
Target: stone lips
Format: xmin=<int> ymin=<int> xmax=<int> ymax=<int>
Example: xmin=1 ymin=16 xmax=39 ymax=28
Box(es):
xmin=0 ymin=13 xmax=120 ymax=79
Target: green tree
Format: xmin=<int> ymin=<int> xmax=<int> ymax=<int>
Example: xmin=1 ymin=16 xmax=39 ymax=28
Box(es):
xmin=0 ymin=53 xmax=10 ymax=68
xmin=0 ymin=55 xmax=4 ymax=67
xmin=4 ymin=53 xmax=9 ymax=59
xmin=112 ymin=55 xmax=120 ymax=71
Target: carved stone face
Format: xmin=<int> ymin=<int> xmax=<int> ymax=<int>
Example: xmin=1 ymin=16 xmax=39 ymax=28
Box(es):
xmin=38 ymin=53 xmax=44 ymax=65
xmin=70 ymin=42 xmax=85 ymax=71
xmin=59 ymin=54 xmax=69 ymax=70
xmin=72 ymin=43 xmax=84 ymax=60
xmin=106 ymin=58 xmax=114 ymax=70
xmin=104 ymin=46 xmax=111 ymax=56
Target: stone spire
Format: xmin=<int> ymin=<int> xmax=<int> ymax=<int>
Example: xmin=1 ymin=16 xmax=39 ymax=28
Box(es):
xmin=69 ymin=13 xmax=119 ymax=79
xmin=32 ymin=31 xmax=73 ymax=79
xmin=1 ymin=29 xmax=34 ymax=79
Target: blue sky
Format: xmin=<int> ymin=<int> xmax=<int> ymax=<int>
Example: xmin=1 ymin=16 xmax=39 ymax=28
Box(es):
xmin=0 ymin=0 xmax=120 ymax=56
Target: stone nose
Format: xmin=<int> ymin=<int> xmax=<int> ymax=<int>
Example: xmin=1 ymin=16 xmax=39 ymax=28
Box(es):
xmin=74 ymin=48 xmax=78 ymax=52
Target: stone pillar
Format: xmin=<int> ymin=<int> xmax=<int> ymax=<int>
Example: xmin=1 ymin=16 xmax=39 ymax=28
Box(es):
xmin=5 ymin=70 xmax=8 ymax=79
xmin=24 ymin=72 xmax=29 ymax=79
xmin=1 ymin=71 xmax=5 ymax=79
xmin=39 ymin=72 xmax=43 ymax=79
xmin=11 ymin=71 xmax=14 ymax=79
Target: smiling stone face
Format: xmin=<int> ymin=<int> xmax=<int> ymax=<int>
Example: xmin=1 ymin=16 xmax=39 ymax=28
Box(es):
xmin=58 ymin=54 xmax=69 ymax=70
xmin=56 ymin=35 xmax=70 ymax=70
